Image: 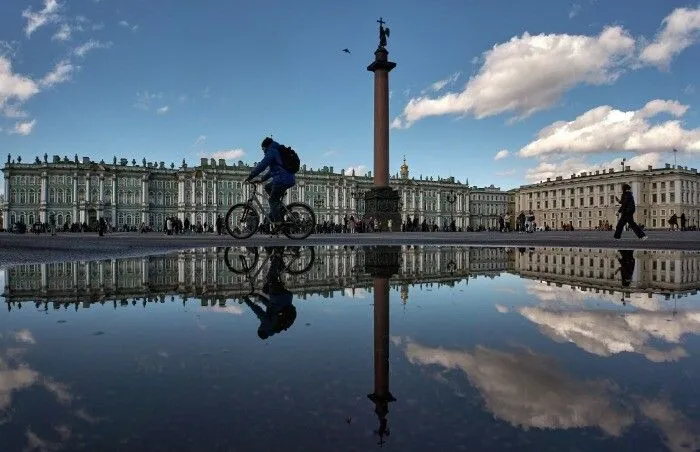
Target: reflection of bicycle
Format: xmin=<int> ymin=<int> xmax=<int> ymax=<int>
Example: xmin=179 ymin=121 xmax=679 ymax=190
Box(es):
xmin=224 ymin=246 xmax=316 ymax=284
xmin=225 ymin=181 xmax=316 ymax=240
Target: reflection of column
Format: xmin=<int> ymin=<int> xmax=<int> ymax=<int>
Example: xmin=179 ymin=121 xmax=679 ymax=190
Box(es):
xmin=364 ymin=246 xmax=400 ymax=446
xmin=141 ymin=259 xmax=149 ymax=286
xmin=41 ymin=263 xmax=47 ymax=292
xmin=368 ymin=276 xmax=396 ymax=446
xmin=85 ymin=261 xmax=91 ymax=287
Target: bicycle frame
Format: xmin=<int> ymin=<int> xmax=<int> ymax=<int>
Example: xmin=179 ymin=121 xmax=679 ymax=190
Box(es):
xmin=243 ymin=182 xmax=291 ymax=223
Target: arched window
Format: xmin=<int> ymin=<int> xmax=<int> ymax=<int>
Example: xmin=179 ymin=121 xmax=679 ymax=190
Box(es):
xmin=104 ymin=190 xmax=111 ymax=204
xmin=28 ymin=190 xmax=36 ymax=204
xmin=66 ymin=190 xmax=72 ymax=204
xmin=28 ymin=214 xmax=34 ymax=224
xmin=65 ymin=214 xmax=71 ymax=225
xmin=19 ymin=190 xmax=26 ymax=204
xmin=157 ymin=192 xmax=163 ymax=205
xmin=126 ymin=213 xmax=133 ymax=225
xmin=57 ymin=189 xmax=64 ymax=204
xmin=128 ymin=191 xmax=134 ymax=204
xmin=118 ymin=213 xmax=124 ymax=225
xmin=19 ymin=213 xmax=25 ymax=224
xmin=57 ymin=214 xmax=63 ymax=225
xmin=49 ymin=188 xmax=56 ymax=203
xmin=78 ymin=189 xmax=85 ymax=202
xmin=10 ymin=213 xmax=16 ymax=225
xmin=10 ymin=190 xmax=16 ymax=203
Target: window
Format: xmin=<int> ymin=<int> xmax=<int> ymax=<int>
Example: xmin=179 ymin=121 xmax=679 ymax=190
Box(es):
xmin=653 ymin=194 xmax=657 ymax=202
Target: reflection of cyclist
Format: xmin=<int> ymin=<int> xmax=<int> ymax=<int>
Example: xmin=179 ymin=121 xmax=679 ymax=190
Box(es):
xmin=243 ymin=247 xmax=297 ymax=339
xmin=244 ymin=137 xmax=296 ymax=230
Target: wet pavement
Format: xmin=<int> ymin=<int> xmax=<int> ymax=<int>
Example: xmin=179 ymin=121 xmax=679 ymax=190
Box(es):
xmin=3 ymin=230 xmax=700 ymax=266
xmin=1 ymin=245 xmax=699 ymax=451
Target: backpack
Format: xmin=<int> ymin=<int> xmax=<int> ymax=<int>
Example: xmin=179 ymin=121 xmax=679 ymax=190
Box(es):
xmin=278 ymin=145 xmax=300 ymax=174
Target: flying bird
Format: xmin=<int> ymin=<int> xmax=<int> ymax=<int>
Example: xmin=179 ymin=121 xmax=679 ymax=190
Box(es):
xmin=342 ymin=48 xmax=350 ymax=54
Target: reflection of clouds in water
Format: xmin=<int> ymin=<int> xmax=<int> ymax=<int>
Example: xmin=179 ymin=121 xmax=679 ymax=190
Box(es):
xmin=396 ymin=337 xmax=634 ymax=436
xmin=520 ymin=307 xmax=700 ymax=362
xmin=640 ymin=399 xmax=700 ymax=452
xmin=494 ymin=304 xmax=509 ymax=313
xmin=343 ymin=288 xmax=368 ymax=299
xmin=13 ymin=329 xmax=36 ymax=344
xmin=203 ymin=305 xmax=244 ymax=315
xmin=1 ymin=329 xmax=101 ymax=450
xmin=525 ymin=281 xmax=672 ymax=311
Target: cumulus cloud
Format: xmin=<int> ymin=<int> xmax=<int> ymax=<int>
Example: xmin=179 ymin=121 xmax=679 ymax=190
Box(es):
xmin=639 ymin=7 xmax=700 ymax=69
xmin=398 ymin=338 xmax=634 ymax=436
xmin=22 ymin=0 xmax=61 ymax=37
xmin=343 ymin=165 xmax=369 ymax=176
xmin=0 ymin=57 xmax=40 ymax=111
xmin=133 ymin=91 xmax=163 ymax=110
xmin=52 ymin=23 xmax=71 ymax=41
xmin=205 ymin=149 xmax=246 ymax=161
xmin=568 ymin=4 xmax=582 ymax=19
xmin=205 ymin=305 xmax=244 ymax=315
xmin=494 ymin=149 xmax=510 ymax=160
xmin=518 ymin=100 xmax=700 ymax=159
xmin=640 ymin=399 xmax=700 ymax=452
xmin=12 ymin=329 xmax=36 ymax=344
xmin=156 ymin=106 xmax=169 ymax=114
xmin=524 ymin=152 xmax=662 ymax=182
xmin=11 ymin=120 xmax=37 ymax=136
xmin=73 ymin=39 xmax=112 ymax=58
xmin=425 ymin=72 xmax=461 ymax=93
xmin=519 ymin=306 xmax=700 ymax=362
xmin=39 ymin=59 xmax=75 ymax=88
xmin=118 ymin=20 xmax=139 ymax=32
xmin=392 ymin=26 xmax=635 ymax=128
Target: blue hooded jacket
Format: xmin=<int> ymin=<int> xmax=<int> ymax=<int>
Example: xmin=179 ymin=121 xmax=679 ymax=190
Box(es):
xmin=248 ymin=140 xmax=296 ymax=186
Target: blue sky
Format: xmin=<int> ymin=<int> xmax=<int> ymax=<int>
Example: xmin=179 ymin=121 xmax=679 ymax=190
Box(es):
xmin=1 ymin=0 xmax=699 ymax=195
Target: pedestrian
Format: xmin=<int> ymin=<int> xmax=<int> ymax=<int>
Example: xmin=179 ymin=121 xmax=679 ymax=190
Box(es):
xmin=614 ymin=183 xmax=646 ymax=240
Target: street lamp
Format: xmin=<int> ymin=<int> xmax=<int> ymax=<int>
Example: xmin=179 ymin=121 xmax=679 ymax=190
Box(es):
xmin=444 ymin=190 xmax=457 ymax=231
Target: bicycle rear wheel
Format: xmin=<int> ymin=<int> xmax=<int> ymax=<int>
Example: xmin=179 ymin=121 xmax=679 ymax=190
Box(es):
xmin=223 ymin=246 xmax=260 ymax=274
xmin=281 ymin=202 xmax=316 ymax=240
xmin=282 ymin=246 xmax=315 ymax=274
xmin=225 ymin=203 xmax=260 ymax=239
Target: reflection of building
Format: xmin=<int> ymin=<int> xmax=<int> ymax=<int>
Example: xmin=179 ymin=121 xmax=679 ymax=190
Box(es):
xmin=1 ymin=155 xmax=508 ymax=230
xmin=2 ymin=246 xmax=498 ymax=306
xmin=515 ymin=164 xmax=700 ymax=230
xmin=512 ymin=247 xmax=700 ymax=295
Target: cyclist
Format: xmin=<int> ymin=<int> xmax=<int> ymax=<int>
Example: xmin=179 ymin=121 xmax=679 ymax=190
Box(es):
xmin=244 ymin=137 xmax=296 ymax=232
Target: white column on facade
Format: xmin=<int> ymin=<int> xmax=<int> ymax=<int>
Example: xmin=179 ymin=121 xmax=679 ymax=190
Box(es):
xmin=141 ymin=259 xmax=149 ymax=286
xmin=178 ymin=253 xmax=186 ymax=285
xmin=99 ymin=176 xmax=105 ymax=207
xmin=85 ymin=261 xmax=91 ymax=287
xmin=72 ymin=262 xmax=78 ymax=288
xmin=72 ymin=175 xmax=78 ymax=224
xmin=141 ymin=176 xmax=148 ymax=224
xmin=99 ymin=261 xmax=104 ymax=287
xmin=111 ymin=177 xmax=117 ymax=226
xmin=85 ymin=173 xmax=91 ymax=205
xmin=111 ymin=259 xmax=117 ymax=287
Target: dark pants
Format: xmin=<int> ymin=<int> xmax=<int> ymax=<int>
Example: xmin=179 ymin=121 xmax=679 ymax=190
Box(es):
xmin=265 ymin=183 xmax=292 ymax=223
xmin=614 ymin=214 xmax=645 ymax=239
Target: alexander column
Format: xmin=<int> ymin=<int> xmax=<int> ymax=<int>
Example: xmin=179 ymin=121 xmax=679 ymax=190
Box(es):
xmin=366 ymin=18 xmax=401 ymax=231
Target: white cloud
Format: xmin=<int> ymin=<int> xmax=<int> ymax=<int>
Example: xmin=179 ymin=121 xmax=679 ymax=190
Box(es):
xmin=118 ymin=20 xmax=138 ymax=32
xmin=569 ymin=4 xmax=582 ymax=19
xmin=156 ymin=106 xmax=169 ymax=114
xmin=0 ymin=57 xmax=40 ymax=111
xmin=12 ymin=329 xmax=36 ymax=344
xmin=0 ymin=41 xmax=19 ymax=60
xmin=204 ymin=305 xmax=244 ymax=315
xmin=495 ymin=304 xmax=510 ymax=313
xmin=133 ymin=91 xmax=163 ymax=110
xmin=52 ymin=23 xmax=71 ymax=41
xmin=399 ymin=338 xmax=634 ymax=436
xmin=73 ymin=40 xmax=112 ymax=58
xmin=494 ymin=149 xmax=510 ymax=160
xmin=11 ymin=120 xmax=37 ymax=136
xmin=39 ymin=59 xmax=75 ymax=88
xmin=193 ymin=135 xmax=206 ymax=146
xmin=519 ymin=306 xmax=700 ymax=363
xmin=343 ymin=165 xmax=368 ymax=176
xmin=3 ymin=104 xmax=29 ymax=119
xmin=685 ymin=84 xmax=695 ymax=95
xmin=524 ymin=152 xmax=662 ymax=182
xmin=519 ymin=100 xmax=700 ymax=158
xmin=22 ymin=0 xmax=61 ymax=37
xmin=640 ymin=399 xmax=700 ymax=452
xmin=426 ymin=71 xmax=461 ymax=93
xmin=639 ymin=7 xmax=700 ymax=69
xmin=392 ymin=26 xmax=635 ymax=128
xmin=205 ymin=149 xmax=246 ymax=161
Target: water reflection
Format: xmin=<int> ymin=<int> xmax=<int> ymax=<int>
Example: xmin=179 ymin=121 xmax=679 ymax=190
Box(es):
xmin=1 ymin=245 xmax=700 ymax=451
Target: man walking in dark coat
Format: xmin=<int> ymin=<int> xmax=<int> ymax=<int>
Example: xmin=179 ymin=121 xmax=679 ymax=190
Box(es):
xmin=614 ymin=183 xmax=646 ymax=240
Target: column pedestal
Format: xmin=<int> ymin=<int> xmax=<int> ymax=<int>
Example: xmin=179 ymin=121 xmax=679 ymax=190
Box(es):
xmin=364 ymin=187 xmax=401 ymax=232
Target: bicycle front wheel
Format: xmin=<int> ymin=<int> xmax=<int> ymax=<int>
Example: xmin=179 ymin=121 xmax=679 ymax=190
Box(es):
xmin=282 ymin=246 xmax=316 ymax=275
xmin=225 ymin=203 xmax=260 ymax=239
xmin=223 ymin=246 xmax=260 ymax=274
xmin=281 ymin=202 xmax=316 ymax=240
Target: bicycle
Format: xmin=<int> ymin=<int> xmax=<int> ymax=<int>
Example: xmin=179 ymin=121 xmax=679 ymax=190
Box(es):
xmin=223 ymin=246 xmax=316 ymax=281
xmin=224 ymin=181 xmax=316 ymax=240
